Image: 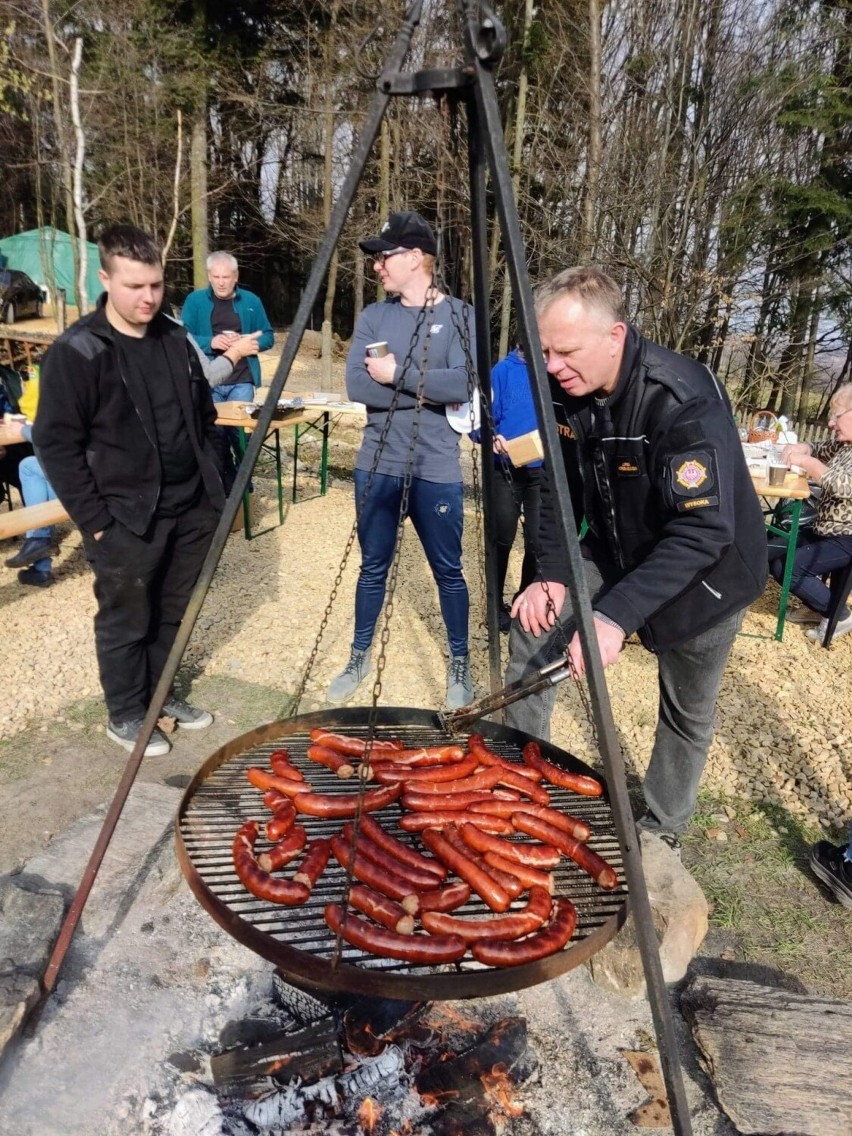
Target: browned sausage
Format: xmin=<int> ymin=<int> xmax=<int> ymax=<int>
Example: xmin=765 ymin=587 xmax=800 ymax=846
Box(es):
xmin=356 ymin=814 xmax=446 ymax=881
xmin=458 ymin=822 xmax=561 ymax=868
xmin=371 ymin=753 xmax=480 ymax=784
xmin=483 ymin=851 xmax=554 ymax=893
xmin=232 ymin=821 xmax=310 ymax=905
xmin=269 ymin=749 xmax=306 ymax=781
xmin=324 ymin=903 xmax=466 ymax=963
xmin=467 ymin=734 xmax=543 ymax=781
xmin=512 ymin=813 xmax=618 ymax=890
xmin=441 ymin=825 xmax=524 ymax=899
xmin=399 ymin=811 xmax=514 ymax=835
xmin=293 ymin=781 xmax=401 ymax=818
xmin=522 ymin=741 xmax=603 ymax=797
xmin=292 ymin=838 xmax=331 ymax=892
xmin=494 ymin=768 xmax=551 ymax=804
xmin=420 ymin=828 xmax=511 ymax=912
xmin=416 ymin=880 xmax=472 ymax=912
xmin=403 ymin=767 xmax=502 ymax=795
xmin=422 ymin=885 xmax=553 ymax=942
xmin=265 ymin=802 xmax=297 ymax=843
xmin=256 ymin=823 xmax=307 ymax=872
xmin=247 ymin=767 xmax=313 ymax=797
xmin=401 ymin=789 xmax=519 ymax=813
xmin=306 ymin=744 xmax=355 ymax=779
xmin=471 ymin=897 xmax=578 ymax=966
xmin=341 ymin=822 xmax=441 ymax=891
xmin=347 ymin=884 xmax=415 ymax=934
xmin=469 ymin=800 xmax=592 ymax=842
xmin=309 ymin=729 xmax=404 ymax=757
xmin=369 ymin=745 xmax=466 ymax=767
xmin=329 ymin=834 xmax=419 ymax=910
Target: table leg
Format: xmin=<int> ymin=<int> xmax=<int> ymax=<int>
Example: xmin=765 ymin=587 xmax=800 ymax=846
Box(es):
xmin=775 ymin=498 xmax=802 ymax=641
xmin=292 ymin=424 xmax=300 ymax=504
xmin=237 ymin=426 xmax=252 ymax=540
xmin=274 ymin=428 xmax=284 ymax=526
xmin=320 ymin=411 xmax=329 ymax=496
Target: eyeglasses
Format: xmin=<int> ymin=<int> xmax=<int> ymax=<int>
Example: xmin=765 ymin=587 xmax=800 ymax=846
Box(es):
xmin=829 ymin=407 xmax=852 ymax=423
xmin=371 ymin=248 xmax=410 ymax=267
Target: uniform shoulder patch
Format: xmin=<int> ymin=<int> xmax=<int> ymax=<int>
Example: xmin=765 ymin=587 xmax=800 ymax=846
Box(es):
xmin=666 ymin=449 xmax=719 ymax=512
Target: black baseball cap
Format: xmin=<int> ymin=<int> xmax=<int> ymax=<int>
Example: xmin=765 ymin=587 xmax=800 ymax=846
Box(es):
xmin=359 ymin=211 xmax=437 ymax=256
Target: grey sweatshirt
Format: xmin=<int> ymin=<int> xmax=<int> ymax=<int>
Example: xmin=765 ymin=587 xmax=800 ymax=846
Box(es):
xmin=345 ymin=295 xmax=476 ymax=483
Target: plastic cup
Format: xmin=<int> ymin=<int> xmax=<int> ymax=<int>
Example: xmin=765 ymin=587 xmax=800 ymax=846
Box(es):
xmin=365 ymin=341 xmax=389 ymax=358
xmin=768 ymin=464 xmax=787 ymax=487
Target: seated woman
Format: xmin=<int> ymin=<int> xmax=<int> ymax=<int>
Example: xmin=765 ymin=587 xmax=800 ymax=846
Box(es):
xmin=770 ymin=383 xmax=852 ymax=641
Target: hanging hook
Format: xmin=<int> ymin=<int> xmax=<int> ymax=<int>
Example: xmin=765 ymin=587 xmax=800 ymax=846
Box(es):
xmin=461 ymin=0 xmax=507 ymax=64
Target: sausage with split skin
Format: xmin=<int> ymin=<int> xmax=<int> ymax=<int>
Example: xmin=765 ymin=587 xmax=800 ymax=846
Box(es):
xmin=459 ymin=822 xmax=561 ymax=868
xmin=416 ymin=879 xmax=472 ymax=912
xmin=256 ymin=823 xmax=307 ymax=872
xmin=247 ymin=767 xmax=313 ymax=798
xmin=522 ymin=741 xmax=603 ymax=797
xmin=422 ymin=885 xmax=553 ymax=942
xmin=399 ymin=811 xmax=514 ymax=834
xmin=471 ymin=897 xmax=578 ymax=967
xmin=369 ymin=744 xmax=466 ymax=767
xmin=324 ymin=902 xmax=466 ymax=963
xmin=308 ymin=729 xmax=404 ymax=757
xmin=401 ymin=789 xmax=519 ymax=813
xmin=372 ymin=753 xmax=480 ymax=784
xmin=441 ymin=824 xmax=524 ymax=899
xmin=347 ymin=884 xmax=415 ymax=935
xmin=469 ymin=800 xmax=591 ymax=842
xmin=232 ymin=821 xmax=310 ymax=905
xmin=512 ymin=812 xmax=618 ymax=890
xmin=484 ymin=850 xmax=554 ymax=893
xmin=341 ymin=822 xmax=442 ymax=891
xmin=306 ymin=744 xmax=355 ymax=779
xmin=268 ymin=749 xmax=306 ymax=781
xmin=467 ymin=734 xmax=543 ymax=781
xmin=293 ymin=781 xmax=401 ymax=818
xmin=329 ymin=834 xmax=419 ymax=912
xmin=420 ymin=828 xmax=512 ymax=913
xmin=401 ymin=767 xmax=502 ymax=795
xmin=291 ymin=838 xmax=331 ymax=891
xmin=355 ymin=813 xmax=446 ymax=881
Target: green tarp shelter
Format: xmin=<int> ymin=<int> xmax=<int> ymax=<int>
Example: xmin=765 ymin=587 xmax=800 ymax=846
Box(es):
xmin=0 ymin=226 xmax=102 ymax=308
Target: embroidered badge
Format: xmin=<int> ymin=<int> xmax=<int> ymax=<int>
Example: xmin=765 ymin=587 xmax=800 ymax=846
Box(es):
xmin=675 ymin=459 xmax=708 ymax=490
xmin=429 ymin=324 xmax=444 ymax=335
xmin=616 ymin=456 xmax=642 ymax=476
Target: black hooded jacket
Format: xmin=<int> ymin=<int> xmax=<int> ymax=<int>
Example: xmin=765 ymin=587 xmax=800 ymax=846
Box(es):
xmin=537 ymin=326 xmax=768 ymax=652
xmin=33 ymin=298 xmax=225 ymax=537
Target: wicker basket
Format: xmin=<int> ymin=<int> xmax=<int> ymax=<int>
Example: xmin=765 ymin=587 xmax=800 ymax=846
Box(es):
xmin=747 ymin=410 xmax=779 ymax=444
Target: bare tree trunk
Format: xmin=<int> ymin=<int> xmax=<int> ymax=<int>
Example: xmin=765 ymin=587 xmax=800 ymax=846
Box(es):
xmin=321 ymin=0 xmax=342 ymax=386
xmin=190 ymin=99 xmax=209 ymax=288
xmin=162 ymin=110 xmax=184 ymax=264
xmin=69 ymin=37 xmax=88 ymax=316
xmin=579 ymin=0 xmax=601 ymax=259
xmin=376 ymin=117 xmax=391 ymax=303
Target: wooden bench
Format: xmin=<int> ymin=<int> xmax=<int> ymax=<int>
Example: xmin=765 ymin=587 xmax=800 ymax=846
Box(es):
xmin=0 ymin=499 xmax=71 ymax=541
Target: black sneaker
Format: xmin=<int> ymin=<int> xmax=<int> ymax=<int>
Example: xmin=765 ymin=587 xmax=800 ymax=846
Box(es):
xmin=106 ymin=719 xmax=171 ymax=757
xmin=17 ymin=566 xmax=53 ymax=588
xmin=161 ymin=698 xmax=214 ymax=729
xmin=637 ymin=814 xmax=681 ymax=859
xmin=809 ymin=841 xmax=852 ymax=909
xmin=498 ymin=603 xmax=512 ymax=634
xmin=5 ymin=536 xmax=57 ymax=568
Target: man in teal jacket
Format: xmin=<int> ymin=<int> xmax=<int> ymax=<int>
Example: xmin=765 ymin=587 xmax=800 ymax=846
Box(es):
xmin=181 ymin=251 xmax=275 ymax=489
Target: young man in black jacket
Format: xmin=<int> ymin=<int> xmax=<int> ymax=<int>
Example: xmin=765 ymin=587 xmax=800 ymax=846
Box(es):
xmin=506 ymin=267 xmax=768 ymax=851
xmin=33 ymin=225 xmax=226 ymax=757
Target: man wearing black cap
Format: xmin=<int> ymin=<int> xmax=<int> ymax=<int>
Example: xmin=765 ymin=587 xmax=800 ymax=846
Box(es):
xmin=326 ymin=211 xmax=477 ymax=710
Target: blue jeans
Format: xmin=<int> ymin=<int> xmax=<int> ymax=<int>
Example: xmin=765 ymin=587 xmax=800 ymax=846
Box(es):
xmin=504 ymin=558 xmax=743 ymax=833
xmin=211 ymin=382 xmax=256 ymax=493
xmin=19 ymin=455 xmax=57 ymax=571
xmin=768 ymin=532 xmax=852 ymax=616
xmin=352 ymin=468 xmax=469 ymax=656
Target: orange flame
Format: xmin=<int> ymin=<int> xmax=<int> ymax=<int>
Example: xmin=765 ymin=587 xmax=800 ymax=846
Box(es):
xmin=481 ymin=1063 xmax=523 ymax=1118
xmin=358 ymin=1096 xmax=382 ymax=1134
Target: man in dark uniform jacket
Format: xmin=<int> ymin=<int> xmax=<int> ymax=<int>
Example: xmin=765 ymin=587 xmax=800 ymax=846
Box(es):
xmin=33 ymin=225 xmax=225 ymax=757
xmin=506 ymin=267 xmax=768 ymax=851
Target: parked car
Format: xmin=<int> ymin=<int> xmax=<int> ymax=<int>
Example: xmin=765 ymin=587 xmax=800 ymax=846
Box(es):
xmin=0 ymin=269 xmax=44 ymax=324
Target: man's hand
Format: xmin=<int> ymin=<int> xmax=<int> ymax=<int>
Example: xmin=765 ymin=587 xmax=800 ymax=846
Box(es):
xmin=4 ymin=420 xmax=26 ymax=442
xmin=211 ymin=331 xmax=240 ymax=351
xmin=566 ymin=617 xmax=626 ymax=679
xmin=493 ymin=434 xmax=509 ymax=457
xmin=365 ymin=352 xmax=398 ymax=385
xmin=226 ymin=331 xmax=262 ymax=359
xmin=510 ymin=581 xmax=566 ymax=636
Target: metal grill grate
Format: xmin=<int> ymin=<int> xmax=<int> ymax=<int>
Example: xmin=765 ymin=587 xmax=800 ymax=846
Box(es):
xmin=176 ymin=708 xmax=629 ymax=1000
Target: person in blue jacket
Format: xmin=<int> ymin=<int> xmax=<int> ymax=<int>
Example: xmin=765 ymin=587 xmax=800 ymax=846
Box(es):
xmin=473 ymin=346 xmax=543 ymax=632
xmin=181 ymin=252 xmax=274 ymax=491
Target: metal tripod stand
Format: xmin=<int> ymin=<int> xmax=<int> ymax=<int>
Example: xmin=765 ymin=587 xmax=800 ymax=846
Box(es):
xmin=39 ymin=7 xmax=697 ymax=1131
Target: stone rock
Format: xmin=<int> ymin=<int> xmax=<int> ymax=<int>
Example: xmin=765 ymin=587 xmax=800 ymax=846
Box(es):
xmin=0 ymin=879 xmax=64 ymax=975
xmin=0 ymin=971 xmax=40 ymax=1050
xmin=587 ymin=833 xmax=709 ymax=997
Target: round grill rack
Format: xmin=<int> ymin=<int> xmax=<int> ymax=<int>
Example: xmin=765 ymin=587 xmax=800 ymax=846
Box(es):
xmin=175 ymin=708 xmax=629 ymax=1000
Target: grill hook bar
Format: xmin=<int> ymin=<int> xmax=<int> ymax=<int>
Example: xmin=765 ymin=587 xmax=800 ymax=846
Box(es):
xmin=439 ymin=655 xmax=572 ymax=734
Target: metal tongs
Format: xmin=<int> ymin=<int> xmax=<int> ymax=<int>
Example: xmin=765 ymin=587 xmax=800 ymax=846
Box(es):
xmin=439 ymin=655 xmax=574 ymax=734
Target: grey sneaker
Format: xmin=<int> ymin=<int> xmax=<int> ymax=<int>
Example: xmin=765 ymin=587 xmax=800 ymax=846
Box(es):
xmin=806 ymin=609 xmax=852 ymax=643
xmin=106 ymin=719 xmax=171 ymax=757
xmin=326 ymin=648 xmax=371 ymax=704
xmin=161 ymin=697 xmax=214 ymax=729
xmin=446 ymin=654 xmax=474 ymax=710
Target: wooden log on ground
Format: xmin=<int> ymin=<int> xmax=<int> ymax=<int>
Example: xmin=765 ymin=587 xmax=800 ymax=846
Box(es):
xmin=209 ymin=1017 xmax=341 ymax=1085
xmin=681 ymin=974 xmax=852 ymax=1136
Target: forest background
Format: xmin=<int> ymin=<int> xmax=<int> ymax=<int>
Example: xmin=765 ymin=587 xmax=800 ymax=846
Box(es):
xmin=1 ymin=0 xmax=850 ymax=421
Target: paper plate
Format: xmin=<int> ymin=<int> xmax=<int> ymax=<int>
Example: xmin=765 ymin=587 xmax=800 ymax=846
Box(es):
xmin=445 ymin=388 xmax=481 ymax=433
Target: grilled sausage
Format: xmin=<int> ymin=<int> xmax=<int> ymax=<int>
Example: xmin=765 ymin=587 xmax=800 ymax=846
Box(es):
xmin=468 ymin=800 xmax=591 ymax=842
xmin=401 ymin=789 xmax=519 ymax=813
xmin=441 ymin=825 xmax=524 ymax=899
xmin=293 ymin=781 xmax=401 ymax=818
xmin=348 ymin=884 xmax=415 ymax=934
xmin=268 ymin=749 xmax=306 ymax=781
xmin=458 ymin=822 xmax=561 ymax=868
xmin=483 ymin=851 xmax=554 ymax=893
xmin=341 ymin=822 xmax=442 ymax=891
xmin=420 ymin=828 xmax=511 ymax=912
xmin=370 ymin=745 xmax=466 ymax=767
xmin=416 ymin=880 xmax=472 ymax=913
xmin=330 ymin=834 xmax=419 ymax=911
xmin=467 ymin=734 xmax=543 ymax=781
xmin=232 ymin=821 xmax=310 ymax=905
xmin=247 ymin=767 xmax=313 ymax=797
xmin=471 ymin=897 xmax=578 ymax=967
xmin=398 ymin=811 xmax=514 ymax=834
xmin=308 ymin=729 xmax=404 ymax=757
xmin=306 ymin=744 xmax=355 ymax=779
xmin=422 ymin=885 xmax=553 ymax=942
xmin=355 ymin=814 xmax=447 ymax=881
xmin=512 ymin=813 xmax=618 ymax=890
xmin=257 ymin=823 xmax=307 ymax=872
xmin=522 ymin=741 xmax=603 ymax=797
xmin=403 ymin=767 xmax=502 ymax=795
xmin=371 ymin=753 xmax=480 ymax=784
xmin=324 ymin=903 xmax=466 ymax=963
xmin=494 ymin=768 xmax=551 ymax=804
xmin=291 ymin=838 xmax=331 ymax=892
xmin=264 ymin=801 xmax=297 ymax=843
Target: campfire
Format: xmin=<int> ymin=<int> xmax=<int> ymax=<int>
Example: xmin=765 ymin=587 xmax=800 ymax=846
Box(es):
xmin=169 ymin=977 xmax=537 ymax=1135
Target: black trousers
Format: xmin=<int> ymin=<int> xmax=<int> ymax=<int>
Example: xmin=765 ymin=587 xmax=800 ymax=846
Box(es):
xmin=491 ymin=465 xmax=542 ymax=603
xmin=81 ymin=497 xmax=219 ymax=722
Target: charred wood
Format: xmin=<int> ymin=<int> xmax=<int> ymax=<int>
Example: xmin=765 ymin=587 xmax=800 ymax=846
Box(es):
xmin=343 ymin=996 xmax=429 ymax=1055
xmin=210 ymin=1017 xmax=341 ymax=1085
xmin=415 ymin=1016 xmax=534 ymax=1103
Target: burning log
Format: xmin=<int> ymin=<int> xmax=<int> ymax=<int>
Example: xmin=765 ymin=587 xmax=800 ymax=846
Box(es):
xmin=343 ymin=996 xmax=429 ymax=1056
xmin=415 ymin=1016 xmax=535 ymax=1106
xmin=210 ymin=1017 xmax=341 ymax=1085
